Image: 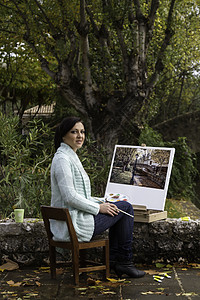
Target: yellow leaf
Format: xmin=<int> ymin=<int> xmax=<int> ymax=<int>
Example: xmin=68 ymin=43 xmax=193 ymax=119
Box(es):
xmin=107 ymin=277 xmax=125 ymax=283
xmin=102 ymin=291 xmax=116 ymax=295
xmin=156 ymin=263 xmax=165 ymax=268
xmin=95 ymin=280 xmax=102 ymax=284
xmin=12 ymin=282 xmax=22 ymax=287
xmin=141 ymin=291 xmax=154 ymax=295
xmin=77 ymin=287 xmax=88 ymax=291
xmin=7 ymin=280 xmax=14 ymax=285
xmin=123 ymin=280 xmax=131 ymax=284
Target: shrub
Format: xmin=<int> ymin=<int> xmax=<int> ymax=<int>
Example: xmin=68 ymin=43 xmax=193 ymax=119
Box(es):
xmin=138 ymin=126 xmax=198 ymax=201
xmin=79 ymin=136 xmax=110 ymax=197
xmin=0 ymin=113 xmax=54 ymax=217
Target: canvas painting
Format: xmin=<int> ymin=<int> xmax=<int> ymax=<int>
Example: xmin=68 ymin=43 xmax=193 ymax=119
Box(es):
xmin=105 ymin=145 xmax=175 ymax=211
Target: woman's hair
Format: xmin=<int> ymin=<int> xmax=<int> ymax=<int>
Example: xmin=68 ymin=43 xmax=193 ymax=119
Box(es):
xmin=54 ymin=116 xmax=83 ymax=151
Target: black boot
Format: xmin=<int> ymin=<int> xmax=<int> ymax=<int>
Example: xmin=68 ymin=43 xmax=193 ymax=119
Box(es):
xmin=114 ymin=261 xmax=146 ymax=278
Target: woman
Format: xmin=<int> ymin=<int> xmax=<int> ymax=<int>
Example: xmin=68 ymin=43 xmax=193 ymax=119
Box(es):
xmin=50 ymin=116 xmax=145 ymax=278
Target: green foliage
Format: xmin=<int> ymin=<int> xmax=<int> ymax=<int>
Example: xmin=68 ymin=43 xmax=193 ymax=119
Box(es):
xmin=0 ymin=113 xmax=54 ymax=217
xmin=1 ymin=0 xmax=200 ymax=105
xmin=79 ymin=136 xmax=110 ymax=197
xmin=139 ymin=126 xmax=198 ymax=201
xmin=138 ymin=126 xmax=164 ymax=147
xmin=164 ymin=198 xmax=186 ymax=219
xmin=165 ymin=137 xmax=198 ymax=201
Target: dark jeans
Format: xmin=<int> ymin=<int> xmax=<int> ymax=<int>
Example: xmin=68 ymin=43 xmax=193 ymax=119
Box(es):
xmin=92 ymin=201 xmax=134 ymax=262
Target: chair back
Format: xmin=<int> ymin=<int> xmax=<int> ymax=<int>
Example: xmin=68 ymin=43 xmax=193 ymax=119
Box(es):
xmin=41 ymin=205 xmax=78 ymax=246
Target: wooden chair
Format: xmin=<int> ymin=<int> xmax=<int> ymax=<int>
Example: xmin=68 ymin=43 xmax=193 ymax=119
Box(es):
xmin=41 ymin=205 xmax=110 ymax=285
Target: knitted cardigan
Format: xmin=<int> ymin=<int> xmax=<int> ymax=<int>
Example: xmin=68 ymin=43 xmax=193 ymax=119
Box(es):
xmin=50 ymin=143 xmax=100 ymax=242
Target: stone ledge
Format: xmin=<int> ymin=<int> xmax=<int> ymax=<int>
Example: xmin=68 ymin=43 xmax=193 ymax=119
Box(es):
xmin=0 ymin=218 xmax=199 ymax=266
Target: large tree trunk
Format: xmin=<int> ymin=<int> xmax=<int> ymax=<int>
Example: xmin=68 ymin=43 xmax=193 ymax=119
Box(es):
xmin=54 ymin=0 xmax=175 ymax=149
xmin=4 ymin=0 xmax=176 ymax=150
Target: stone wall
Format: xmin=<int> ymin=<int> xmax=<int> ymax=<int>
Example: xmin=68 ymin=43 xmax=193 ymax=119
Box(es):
xmin=0 ymin=218 xmax=200 ymax=266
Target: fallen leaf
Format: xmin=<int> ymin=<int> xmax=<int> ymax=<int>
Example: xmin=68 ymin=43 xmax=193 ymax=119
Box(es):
xmin=176 ymin=292 xmax=198 ymax=296
xmin=159 ymin=271 xmax=172 ymax=275
xmin=7 ymin=280 xmax=15 ymax=285
xmin=95 ymin=280 xmax=102 ymax=284
xmin=144 ymin=269 xmax=160 ymax=275
xmin=87 ymin=277 xmax=96 ymax=286
xmin=76 ymin=287 xmax=88 ymax=291
xmin=107 ymin=277 xmax=125 ymax=283
xmin=141 ymin=291 xmax=154 ymax=295
xmin=39 ymin=266 xmax=50 ymax=270
xmin=0 ymin=259 xmax=19 ymax=271
xmin=141 ymin=291 xmax=164 ymax=295
xmin=189 ymin=263 xmax=200 ymax=269
xmin=155 ymin=263 xmax=165 ymax=268
xmin=101 ymin=291 xmax=116 ymax=295
xmin=12 ymin=282 xmax=22 ymax=287
xmin=123 ymin=280 xmax=131 ymax=284
xmin=6 ymin=280 xmax=22 ymax=287
xmin=89 ymin=286 xmax=98 ymax=289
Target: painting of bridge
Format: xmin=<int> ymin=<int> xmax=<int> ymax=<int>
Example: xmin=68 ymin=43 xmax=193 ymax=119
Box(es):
xmin=110 ymin=147 xmax=170 ymax=190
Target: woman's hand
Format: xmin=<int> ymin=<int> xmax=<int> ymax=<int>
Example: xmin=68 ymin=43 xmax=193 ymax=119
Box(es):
xmin=99 ymin=202 xmax=119 ymax=216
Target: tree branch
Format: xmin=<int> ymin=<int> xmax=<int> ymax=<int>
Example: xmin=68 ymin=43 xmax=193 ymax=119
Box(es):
xmin=146 ymin=0 xmax=160 ymax=46
xmin=147 ymin=0 xmax=176 ymax=94
xmin=77 ymin=0 xmax=96 ymax=109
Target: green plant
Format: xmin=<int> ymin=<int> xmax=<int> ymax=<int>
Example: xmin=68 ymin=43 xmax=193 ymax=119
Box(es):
xmin=164 ymin=199 xmax=186 ymax=219
xmin=165 ymin=137 xmax=198 ymax=201
xmin=79 ymin=136 xmax=110 ymax=197
xmin=0 ymin=113 xmax=54 ymax=217
xmin=138 ymin=126 xmax=198 ymax=202
xmin=138 ymin=126 xmax=164 ymax=147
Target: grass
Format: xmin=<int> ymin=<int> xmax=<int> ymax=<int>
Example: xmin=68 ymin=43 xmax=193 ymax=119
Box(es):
xmin=164 ymin=199 xmax=186 ymax=218
xmin=165 ymin=198 xmax=200 ymax=220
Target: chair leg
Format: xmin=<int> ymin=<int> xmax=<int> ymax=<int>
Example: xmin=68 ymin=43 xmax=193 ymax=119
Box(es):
xmin=49 ymin=245 xmax=56 ymax=279
xmin=72 ymin=247 xmax=80 ymax=285
xmin=104 ymin=240 xmax=110 ymax=279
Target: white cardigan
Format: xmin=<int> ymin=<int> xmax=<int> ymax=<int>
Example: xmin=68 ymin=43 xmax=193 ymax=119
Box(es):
xmin=50 ymin=143 xmax=100 ymax=242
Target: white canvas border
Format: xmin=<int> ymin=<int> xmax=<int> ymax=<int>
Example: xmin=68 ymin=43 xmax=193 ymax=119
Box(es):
xmin=104 ymin=145 xmax=175 ymax=211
